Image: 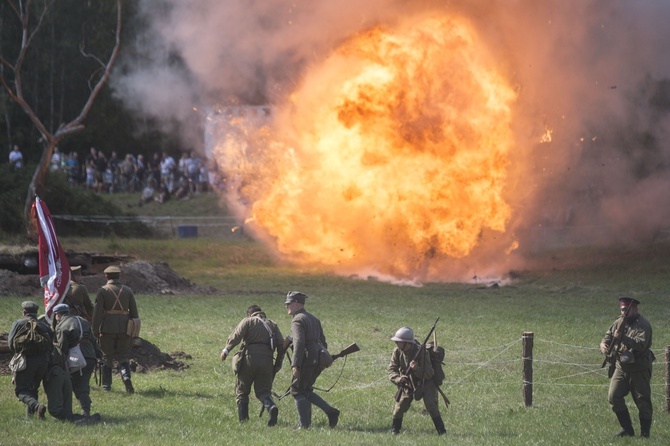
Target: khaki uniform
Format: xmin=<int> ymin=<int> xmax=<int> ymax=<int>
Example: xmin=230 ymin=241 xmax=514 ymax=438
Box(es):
xmin=55 ymin=314 xmax=101 ymax=414
xmin=92 ymin=277 xmax=139 ymax=392
xmin=92 ymin=278 xmax=139 ymax=365
xmin=602 ymin=313 xmax=654 ymax=434
xmin=224 ymin=310 xmax=284 ymax=423
xmin=388 ymin=342 xmax=440 ymax=419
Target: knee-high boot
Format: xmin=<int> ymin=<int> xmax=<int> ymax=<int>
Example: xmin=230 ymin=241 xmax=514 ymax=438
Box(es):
xmin=237 ymin=400 xmax=249 ymax=423
xmin=306 ymin=392 xmax=339 ymax=427
xmin=295 ymin=396 xmax=312 ymax=429
xmin=102 ymin=365 xmax=113 ymax=391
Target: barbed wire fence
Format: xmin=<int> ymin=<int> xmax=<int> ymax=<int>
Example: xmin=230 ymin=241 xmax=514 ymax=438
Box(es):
xmin=318 ymin=335 xmax=670 ymax=413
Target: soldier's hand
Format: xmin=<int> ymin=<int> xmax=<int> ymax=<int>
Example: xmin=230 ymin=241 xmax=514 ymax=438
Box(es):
xmin=220 ymin=351 xmax=228 ymax=361
xmin=292 ymin=366 xmax=299 ymax=379
xmin=397 ymin=375 xmax=409 ymax=386
xmin=599 ymin=342 xmax=608 ymax=354
xmin=409 ymin=360 xmax=417 ymax=370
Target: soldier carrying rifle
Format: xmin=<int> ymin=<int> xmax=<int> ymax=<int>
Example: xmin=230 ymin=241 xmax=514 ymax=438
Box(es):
xmin=388 ymin=323 xmax=446 ymax=435
xmin=599 ymin=297 xmax=655 ymax=438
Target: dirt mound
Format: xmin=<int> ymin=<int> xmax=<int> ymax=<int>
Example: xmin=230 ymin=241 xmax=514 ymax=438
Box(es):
xmin=0 ymin=260 xmax=219 ymax=297
xmin=0 ymin=334 xmax=190 ymax=376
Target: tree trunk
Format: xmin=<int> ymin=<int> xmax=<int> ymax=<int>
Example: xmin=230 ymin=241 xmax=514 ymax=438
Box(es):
xmin=24 ymin=138 xmax=59 ymax=240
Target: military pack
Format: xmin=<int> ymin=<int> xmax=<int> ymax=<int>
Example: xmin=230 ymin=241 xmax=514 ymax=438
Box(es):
xmin=426 ymin=341 xmax=446 ymax=386
xmin=12 ymin=318 xmax=52 ymax=355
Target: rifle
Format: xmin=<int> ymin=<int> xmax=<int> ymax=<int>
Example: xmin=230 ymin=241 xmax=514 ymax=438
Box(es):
xmin=601 ymin=304 xmax=632 ymax=378
xmin=331 ymin=343 xmax=360 ymax=360
xmin=394 ymin=317 xmax=439 ymax=403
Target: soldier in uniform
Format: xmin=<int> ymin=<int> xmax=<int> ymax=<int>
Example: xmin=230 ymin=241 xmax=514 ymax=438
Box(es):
xmin=92 ymin=265 xmax=139 ymax=393
xmin=285 ymin=291 xmax=340 ymax=429
xmin=65 ymin=266 xmax=94 ymax=322
xmin=220 ymin=305 xmax=285 ymax=426
xmin=600 ymin=297 xmax=655 ymax=438
xmin=8 ymin=301 xmax=52 ymax=418
xmin=388 ymin=326 xmax=446 ymax=435
xmin=53 ymin=303 xmax=102 ymax=417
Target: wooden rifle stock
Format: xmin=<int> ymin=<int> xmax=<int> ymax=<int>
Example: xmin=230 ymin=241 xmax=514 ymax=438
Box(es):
xmin=331 ymin=343 xmax=360 ymax=360
xmin=394 ymin=318 xmax=439 ymax=402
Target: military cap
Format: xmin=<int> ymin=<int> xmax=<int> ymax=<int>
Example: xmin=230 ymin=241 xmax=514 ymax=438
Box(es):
xmin=53 ymin=303 xmax=70 ymax=314
xmin=104 ymin=265 xmax=121 ymax=274
xmin=21 ymin=301 xmax=39 ymax=313
xmin=618 ymin=297 xmax=640 ymax=308
xmin=285 ymin=291 xmax=308 ymax=305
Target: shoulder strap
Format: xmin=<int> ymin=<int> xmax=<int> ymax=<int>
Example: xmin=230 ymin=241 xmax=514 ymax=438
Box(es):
xmin=104 ymin=285 xmax=127 ymax=312
xmin=255 ymin=316 xmax=275 ymax=350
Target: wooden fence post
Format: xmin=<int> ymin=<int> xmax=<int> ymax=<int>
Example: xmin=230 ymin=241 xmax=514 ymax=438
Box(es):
xmin=523 ymin=332 xmax=534 ymax=407
xmin=665 ymin=346 xmax=669 ymax=413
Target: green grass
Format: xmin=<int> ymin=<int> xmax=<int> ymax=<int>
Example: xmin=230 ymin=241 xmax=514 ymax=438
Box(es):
xmin=2 ymin=238 xmax=670 ymax=445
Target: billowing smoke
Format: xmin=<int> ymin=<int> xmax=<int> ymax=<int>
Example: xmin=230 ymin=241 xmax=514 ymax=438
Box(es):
xmin=112 ymin=0 xmax=670 ymax=281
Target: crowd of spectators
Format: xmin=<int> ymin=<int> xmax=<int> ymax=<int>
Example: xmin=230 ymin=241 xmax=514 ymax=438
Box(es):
xmin=6 ymin=145 xmax=225 ymax=204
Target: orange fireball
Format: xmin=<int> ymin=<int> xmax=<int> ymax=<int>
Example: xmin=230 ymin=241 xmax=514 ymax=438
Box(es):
xmin=212 ymin=15 xmax=517 ymax=281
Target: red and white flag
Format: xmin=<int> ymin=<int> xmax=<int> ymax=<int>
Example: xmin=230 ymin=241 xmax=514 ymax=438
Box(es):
xmin=32 ymin=196 xmax=71 ymax=322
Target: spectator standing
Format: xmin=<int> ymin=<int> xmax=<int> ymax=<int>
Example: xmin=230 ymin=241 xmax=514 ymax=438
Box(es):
xmin=9 ymin=145 xmax=23 ymax=170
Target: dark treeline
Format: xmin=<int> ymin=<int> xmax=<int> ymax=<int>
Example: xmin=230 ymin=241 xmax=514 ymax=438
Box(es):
xmin=0 ymin=1 xmax=190 ymax=168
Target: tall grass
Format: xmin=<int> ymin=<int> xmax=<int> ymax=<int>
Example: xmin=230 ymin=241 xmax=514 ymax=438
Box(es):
xmin=1 ymin=238 xmax=669 ymax=445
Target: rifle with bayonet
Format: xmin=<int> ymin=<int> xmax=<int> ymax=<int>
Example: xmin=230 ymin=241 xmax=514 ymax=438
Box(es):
xmin=394 ymin=317 xmax=439 ymax=403
xmin=601 ymin=304 xmax=632 ymax=378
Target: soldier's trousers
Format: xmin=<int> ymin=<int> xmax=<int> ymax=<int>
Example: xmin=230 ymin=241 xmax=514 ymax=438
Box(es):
xmin=99 ymin=332 xmax=132 ymax=366
xmin=14 ymin=355 xmax=48 ymax=412
xmin=608 ymin=366 xmax=653 ymax=419
xmin=393 ymin=379 xmax=441 ymax=419
xmin=235 ymin=353 xmax=274 ymax=404
xmin=71 ymin=360 xmax=95 ymax=413
xmin=43 ymin=366 xmax=74 ymax=420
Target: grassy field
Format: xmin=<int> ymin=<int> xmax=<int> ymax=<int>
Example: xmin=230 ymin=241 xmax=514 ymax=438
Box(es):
xmin=2 ymin=234 xmax=670 ymax=445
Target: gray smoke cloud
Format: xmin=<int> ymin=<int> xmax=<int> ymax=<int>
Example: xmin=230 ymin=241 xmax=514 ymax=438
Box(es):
xmin=112 ymin=0 xmax=670 ymax=260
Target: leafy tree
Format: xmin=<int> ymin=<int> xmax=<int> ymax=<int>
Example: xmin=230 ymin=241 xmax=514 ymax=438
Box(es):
xmin=0 ymin=0 xmax=122 ymax=238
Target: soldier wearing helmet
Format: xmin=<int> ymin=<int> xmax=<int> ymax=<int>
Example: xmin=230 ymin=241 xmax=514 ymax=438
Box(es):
xmin=388 ymin=326 xmax=446 ymax=435
xmin=284 ymin=291 xmax=340 ymax=429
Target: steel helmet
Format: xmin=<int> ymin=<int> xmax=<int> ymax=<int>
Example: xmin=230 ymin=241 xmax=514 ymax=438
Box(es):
xmin=391 ymin=326 xmax=414 ymax=342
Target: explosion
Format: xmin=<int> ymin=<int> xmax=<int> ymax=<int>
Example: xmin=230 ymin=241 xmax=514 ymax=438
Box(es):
xmin=212 ymin=14 xmax=517 ymax=281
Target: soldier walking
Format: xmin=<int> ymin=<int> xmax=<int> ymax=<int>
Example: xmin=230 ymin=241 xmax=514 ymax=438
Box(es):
xmin=599 ymin=297 xmax=655 ymax=438
xmin=388 ymin=326 xmax=446 ymax=435
xmin=220 ymin=305 xmax=284 ymax=426
xmin=92 ymin=266 xmax=139 ymax=393
xmin=285 ymin=291 xmax=340 ymax=429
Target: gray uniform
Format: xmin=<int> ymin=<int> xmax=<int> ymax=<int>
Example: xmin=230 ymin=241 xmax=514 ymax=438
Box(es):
xmin=55 ymin=314 xmax=101 ymax=414
xmin=289 ymin=308 xmax=338 ymax=428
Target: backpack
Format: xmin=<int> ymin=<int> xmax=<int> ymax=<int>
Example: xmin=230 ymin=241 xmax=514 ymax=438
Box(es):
xmin=426 ymin=341 xmax=446 ymax=386
xmin=12 ymin=319 xmax=52 ymax=355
